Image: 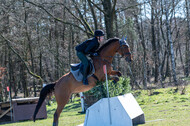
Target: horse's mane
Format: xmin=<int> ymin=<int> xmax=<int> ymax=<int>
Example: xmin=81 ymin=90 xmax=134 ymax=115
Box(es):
xmin=97 ymin=38 xmax=119 ymax=53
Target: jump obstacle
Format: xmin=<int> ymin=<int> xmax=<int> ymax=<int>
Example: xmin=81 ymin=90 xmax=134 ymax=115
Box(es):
xmin=79 ymin=93 xmax=145 ymax=126
xmin=0 ymin=97 xmax=47 ymax=122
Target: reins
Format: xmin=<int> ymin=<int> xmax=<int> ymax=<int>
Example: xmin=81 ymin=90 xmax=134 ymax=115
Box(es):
xmin=92 ymin=40 xmax=131 ymax=65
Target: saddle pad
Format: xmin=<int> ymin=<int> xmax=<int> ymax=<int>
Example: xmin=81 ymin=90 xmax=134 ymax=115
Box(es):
xmin=70 ymin=61 xmax=95 ymax=82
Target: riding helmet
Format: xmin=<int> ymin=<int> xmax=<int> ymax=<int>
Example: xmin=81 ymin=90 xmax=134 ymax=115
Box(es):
xmin=94 ymin=30 xmax=105 ymax=37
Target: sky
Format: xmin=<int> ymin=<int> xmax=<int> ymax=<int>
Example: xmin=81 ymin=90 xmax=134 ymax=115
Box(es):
xmin=139 ymin=0 xmax=186 ymax=19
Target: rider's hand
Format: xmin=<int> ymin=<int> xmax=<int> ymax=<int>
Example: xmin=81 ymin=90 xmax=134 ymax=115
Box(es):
xmin=92 ymin=53 xmax=98 ymax=56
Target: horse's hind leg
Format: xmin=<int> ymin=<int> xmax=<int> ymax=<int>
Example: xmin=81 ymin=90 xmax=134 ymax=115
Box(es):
xmin=53 ymin=93 xmax=71 ymax=126
xmin=53 ymin=105 xmax=64 ymax=126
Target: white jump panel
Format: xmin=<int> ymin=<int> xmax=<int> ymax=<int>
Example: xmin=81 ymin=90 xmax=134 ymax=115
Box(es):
xmin=83 ymin=93 xmax=145 ymax=126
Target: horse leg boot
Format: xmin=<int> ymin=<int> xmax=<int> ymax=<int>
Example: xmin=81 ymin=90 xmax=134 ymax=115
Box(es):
xmin=52 ymin=104 xmax=66 ymax=126
xmin=53 ymin=90 xmax=71 ymax=126
xmin=53 ymin=106 xmax=63 ymax=126
xmin=53 ymin=111 xmax=58 ymax=126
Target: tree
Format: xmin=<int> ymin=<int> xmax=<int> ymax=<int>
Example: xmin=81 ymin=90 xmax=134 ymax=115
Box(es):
xmin=185 ymin=0 xmax=190 ymax=77
xmin=0 ymin=0 xmax=188 ymax=100
xmin=164 ymin=0 xmax=178 ymax=85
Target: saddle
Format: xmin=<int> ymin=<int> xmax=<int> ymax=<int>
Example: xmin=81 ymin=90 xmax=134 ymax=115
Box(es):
xmin=70 ymin=60 xmax=95 ymax=82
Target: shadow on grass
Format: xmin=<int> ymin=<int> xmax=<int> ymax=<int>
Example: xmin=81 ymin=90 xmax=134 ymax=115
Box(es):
xmin=179 ymin=97 xmax=189 ymax=102
xmin=46 ymin=98 xmax=81 ymax=114
xmin=149 ymin=91 xmax=162 ymax=96
xmin=47 ymin=108 xmax=56 ymax=114
xmin=63 ymin=102 xmax=81 ymax=111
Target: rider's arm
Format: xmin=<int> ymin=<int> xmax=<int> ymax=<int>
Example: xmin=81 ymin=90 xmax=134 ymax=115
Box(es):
xmin=84 ymin=41 xmax=96 ymax=54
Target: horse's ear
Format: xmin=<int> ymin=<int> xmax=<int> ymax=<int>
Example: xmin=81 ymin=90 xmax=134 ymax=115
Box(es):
xmin=121 ymin=36 xmax=124 ymax=41
xmin=124 ymin=35 xmax=127 ymax=41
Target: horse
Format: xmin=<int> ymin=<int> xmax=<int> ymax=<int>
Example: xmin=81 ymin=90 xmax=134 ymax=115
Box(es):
xmin=33 ymin=37 xmax=132 ymax=126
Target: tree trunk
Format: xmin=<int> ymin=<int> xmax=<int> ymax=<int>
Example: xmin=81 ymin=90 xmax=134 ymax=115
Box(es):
xmin=134 ymin=14 xmax=147 ymax=89
xmin=20 ymin=63 xmax=28 ymax=97
xmin=155 ymin=7 xmax=163 ymax=87
xmin=8 ymin=48 xmax=13 ymax=100
xmin=102 ymin=0 xmax=115 ymax=38
xmin=87 ymin=0 xmax=98 ymax=29
xmin=23 ymin=1 xmax=36 ymax=96
xmin=151 ymin=0 xmax=159 ymax=83
xmin=185 ymin=0 xmax=190 ymax=77
xmin=37 ymin=21 xmax=43 ymax=81
xmin=68 ymin=25 xmax=73 ymax=65
xmin=165 ymin=0 xmax=178 ymax=85
xmin=55 ymin=21 xmax=60 ymax=80
xmin=165 ymin=52 xmax=171 ymax=78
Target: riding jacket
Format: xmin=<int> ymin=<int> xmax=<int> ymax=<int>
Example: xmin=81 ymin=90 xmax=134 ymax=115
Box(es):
xmin=75 ymin=37 xmax=99 ymax=55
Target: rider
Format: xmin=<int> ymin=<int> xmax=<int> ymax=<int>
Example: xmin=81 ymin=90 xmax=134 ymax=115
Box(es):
xmin=75 ymin=30 xmax=105 ymax=85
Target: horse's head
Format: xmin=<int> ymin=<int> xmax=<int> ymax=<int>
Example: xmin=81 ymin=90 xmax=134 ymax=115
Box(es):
xmin=97 ymin=37 xmax=132 ymax=62
xmin=117 ymin=39 xmax=132 ymax=62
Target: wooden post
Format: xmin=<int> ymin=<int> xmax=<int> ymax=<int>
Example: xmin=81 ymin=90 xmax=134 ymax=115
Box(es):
xmin=7 ymin=86 xmax=12 ymax=121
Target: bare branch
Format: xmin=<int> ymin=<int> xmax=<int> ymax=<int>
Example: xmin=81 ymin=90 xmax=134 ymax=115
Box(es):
xmin=87 ymin=0 xmax=98 ymax=29
xmin=72 ymin=0 xmax=94 ymax=35
xmin=88 ymin=0 xmax=106 ymax=14
xmin=116 ymin=1 xmax=150 ymax=13
xmin=112 ymin=0 xmax=117 ymax=14
xmin=47 ymin=2 xmax=91 ymax=35
xmin=24 ymin=0 xmax=87 ymax=33
xmin=0 ymin=34 xmax=43 ymax=82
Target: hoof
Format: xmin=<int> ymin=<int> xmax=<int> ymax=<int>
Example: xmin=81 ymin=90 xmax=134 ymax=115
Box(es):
xmin=53 ymin=122 xmax=57 ymax=126
xmin=113 ymin=79 xmax=119 ymax=84
xmin=113 ymin=80 xmax=117 ymax=84
xmin=112 ymin=77 xmax=119 ymax=84
xmin=118 ymin=72 xmax=122 ymax=77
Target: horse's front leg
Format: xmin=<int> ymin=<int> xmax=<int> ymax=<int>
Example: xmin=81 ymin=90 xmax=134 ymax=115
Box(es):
xmin=109 ymin=70 xmax=122 ymax=77
xmin=109 ymin=76 xmax=120 ymax=84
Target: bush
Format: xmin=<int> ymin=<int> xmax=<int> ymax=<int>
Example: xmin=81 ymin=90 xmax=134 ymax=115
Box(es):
xmin=84 ymin=77 xmax=131 ymax=107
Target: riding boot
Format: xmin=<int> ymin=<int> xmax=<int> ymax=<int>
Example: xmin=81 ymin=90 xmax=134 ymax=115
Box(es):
xmin=82 ymin=67 xmax=88 ymax=85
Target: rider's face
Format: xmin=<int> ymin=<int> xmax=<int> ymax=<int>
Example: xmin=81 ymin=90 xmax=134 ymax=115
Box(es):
xmin=98 ymin=36 xmax=104 ymax=43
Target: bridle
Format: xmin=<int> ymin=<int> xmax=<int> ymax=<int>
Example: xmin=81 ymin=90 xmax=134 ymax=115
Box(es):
xmin=94 ymin=40 xmax=131 ymax=64
xmin=117 ymin=40 xmax=131 ymax=58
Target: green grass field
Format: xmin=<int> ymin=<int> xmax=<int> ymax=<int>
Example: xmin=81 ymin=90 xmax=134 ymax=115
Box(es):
xmin=137 ymin=86 xmax=190 ymax=126
xmin=1 ymin=85 xmax=190 ymax=126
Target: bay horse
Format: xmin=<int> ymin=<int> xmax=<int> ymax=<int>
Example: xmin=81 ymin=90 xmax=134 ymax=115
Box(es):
xmin=33 ymin=38 xmax=132 ymax=126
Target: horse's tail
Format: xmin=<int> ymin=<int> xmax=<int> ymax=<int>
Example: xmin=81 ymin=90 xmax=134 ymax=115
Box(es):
xmin=33 ymin=83 xmax=56 ymax=122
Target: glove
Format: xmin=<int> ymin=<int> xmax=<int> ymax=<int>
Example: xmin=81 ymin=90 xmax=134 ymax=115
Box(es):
xmin=92 ymin=53 xmax=98 ymax=56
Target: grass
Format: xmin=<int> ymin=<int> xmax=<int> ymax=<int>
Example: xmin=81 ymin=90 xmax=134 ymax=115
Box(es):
xmin=136 ymin=85 xmax=190 ymax=126
xmin=1 ymin=85 xmax=190 ymax=126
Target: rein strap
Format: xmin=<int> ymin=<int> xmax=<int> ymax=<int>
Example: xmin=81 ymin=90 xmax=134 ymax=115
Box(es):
xmin=92 ymin=74 xmax=99 ymax=81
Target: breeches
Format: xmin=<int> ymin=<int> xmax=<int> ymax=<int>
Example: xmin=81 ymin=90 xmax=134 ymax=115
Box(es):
xmin=76 ymin=52 xmax=89 ymax=75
